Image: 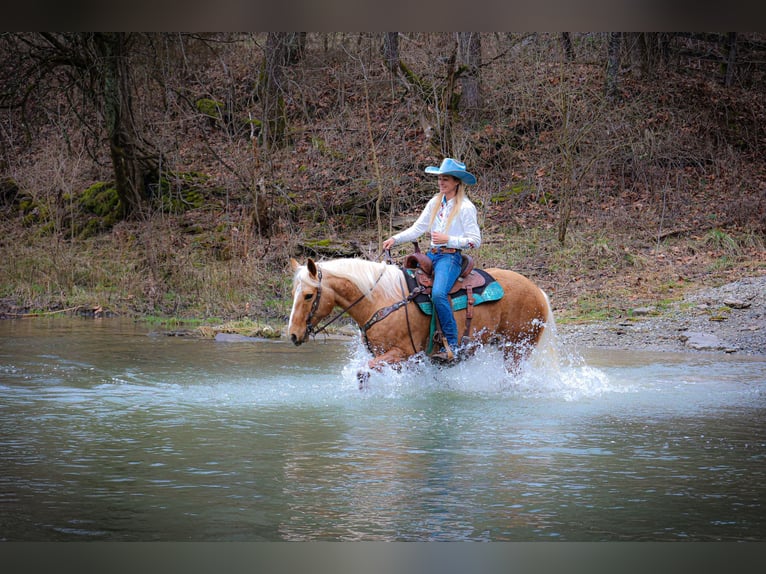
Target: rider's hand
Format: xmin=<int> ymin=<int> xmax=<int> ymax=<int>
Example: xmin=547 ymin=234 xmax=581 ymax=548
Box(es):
xmin=382 ymin=237 xmax=396 ymax=250
xmin=430 ymin=231 xmax=449 ymax=245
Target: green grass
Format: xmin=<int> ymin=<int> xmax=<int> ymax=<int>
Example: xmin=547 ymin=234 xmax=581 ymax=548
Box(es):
xmin=0 ymin=221 xmax=290 ymax=322
xmin=704 ymin=228 xmax=740 ymax=254
xmin=566 ymin=293 xmax=622 ymax=323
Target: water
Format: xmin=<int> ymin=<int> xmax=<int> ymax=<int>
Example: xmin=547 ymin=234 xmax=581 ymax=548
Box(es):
xmin=0 ymin=318 xmax=764 ymax=541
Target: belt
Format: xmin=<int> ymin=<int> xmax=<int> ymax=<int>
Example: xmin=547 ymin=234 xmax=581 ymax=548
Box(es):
xmin=429 ymin=247 xmax=461 ymax=254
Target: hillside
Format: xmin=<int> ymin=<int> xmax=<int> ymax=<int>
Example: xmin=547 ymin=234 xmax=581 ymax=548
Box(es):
xmin=1 ymin=33 xmax=764 ymax=326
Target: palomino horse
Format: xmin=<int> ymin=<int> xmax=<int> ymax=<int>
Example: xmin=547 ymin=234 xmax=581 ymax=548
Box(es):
xmin=288 ymin=257 xmax=554 ymax=382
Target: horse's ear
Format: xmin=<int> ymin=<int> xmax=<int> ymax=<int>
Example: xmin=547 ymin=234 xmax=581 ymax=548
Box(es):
xmin=290 ymin=258 xmax=301 ymax=272
xmin=306 ymin=258 xmax=318 ymax=279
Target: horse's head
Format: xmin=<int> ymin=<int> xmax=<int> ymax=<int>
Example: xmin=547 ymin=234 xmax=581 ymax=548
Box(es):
xmin=288 ymin=258 xmax=331 ymax=346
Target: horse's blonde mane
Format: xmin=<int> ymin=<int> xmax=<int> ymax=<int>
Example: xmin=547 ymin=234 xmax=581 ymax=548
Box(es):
xmin=296 ymin=258 xmax=402 ymax=300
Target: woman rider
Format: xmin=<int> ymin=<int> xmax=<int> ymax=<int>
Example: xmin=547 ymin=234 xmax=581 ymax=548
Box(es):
xmin=382 ymin=158 xmax=481 ymax=362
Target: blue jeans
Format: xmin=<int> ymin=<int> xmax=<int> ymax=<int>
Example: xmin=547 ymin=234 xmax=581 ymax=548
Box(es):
xmin=427 ymin=250 xmax=462 ymax=349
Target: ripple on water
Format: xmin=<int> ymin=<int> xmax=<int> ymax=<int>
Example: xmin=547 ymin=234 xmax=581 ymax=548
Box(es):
xmin=1 ymin=320 xmax=764 ymax=541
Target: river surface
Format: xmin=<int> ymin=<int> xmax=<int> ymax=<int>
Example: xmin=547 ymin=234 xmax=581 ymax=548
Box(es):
xmin=0 ymin=318 xmax=764 ymax=541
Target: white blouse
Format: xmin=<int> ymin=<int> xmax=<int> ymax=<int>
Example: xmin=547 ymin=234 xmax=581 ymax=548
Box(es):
xmin=392 ymin=194 xmax=481 ymax=250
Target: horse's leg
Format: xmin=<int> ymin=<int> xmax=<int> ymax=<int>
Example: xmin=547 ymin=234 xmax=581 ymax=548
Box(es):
xmin=502 ymin=338 xmax=535 ymax=375
xmin=357 ymin=369 xmax=371 ymax=390
xmin=356 ymin=348 xmax=410 ymax=390
xmin=367 ymin=348 xmax=408 ymax=371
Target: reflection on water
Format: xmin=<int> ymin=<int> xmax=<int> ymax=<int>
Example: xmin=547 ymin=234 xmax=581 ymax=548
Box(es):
xmin=0 ymin=318 xmax=764 ymax=541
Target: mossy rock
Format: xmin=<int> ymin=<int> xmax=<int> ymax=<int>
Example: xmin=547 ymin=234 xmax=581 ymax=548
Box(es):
xmin=490 ymin=183 xmax=529 ymax=204
xmin=197 ymin=318 xmax=281 ymax=340
xmin=18 ymin=193 xmax=43 ymax=225
xmin=0 ymin=177 xmax=20 ymax=208
xmin=156 ymin=187 xmax=205 ymax=213
xmin=77 ymin=182 xmax=121 ymax=238
xmin=152 ymin=172 xmax=209 ymax=214
xmin=195 ymin=98 xmax=225 ymax=120
xmin=81 ymin=182 xmax=121 ymax=218
xmin=77 ymin=217 xmax=110 ymax=239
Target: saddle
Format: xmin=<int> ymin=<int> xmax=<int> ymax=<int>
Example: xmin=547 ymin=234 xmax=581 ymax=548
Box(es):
xmin=402 ymin=250 xmax=491 ymax=348
xmin=403 ymin=252 xmax=485 ymax=294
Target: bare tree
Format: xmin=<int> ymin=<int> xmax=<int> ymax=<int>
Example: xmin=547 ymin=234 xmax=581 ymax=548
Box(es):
xmin=724 ymin=32 xmax=737 ymax=87
xmin=440 ymin=41 xmax=459 ymax=158
xmin=458 ymin=32 xmax=482 ymax=117
xmin=259 ymin=33 xmax=292 ymax=151
xmin=606 ymin=32 xmax=622 ymax=103
xmin=94 ymin=33 xmax=159 ymax=218
xmin=382 ymin=32 xmax=399 ymax=74
xmin=1 ymin=33 xmax=160 ymax=219
xmin=561 ymin=33 xmax=575 ymax=61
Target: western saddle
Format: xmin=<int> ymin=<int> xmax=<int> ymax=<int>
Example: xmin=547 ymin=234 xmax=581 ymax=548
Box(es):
xmin=401 ymin=245 xmax=487 ymax=349
xmin=403 ymin=251 xmax=485 ymax=294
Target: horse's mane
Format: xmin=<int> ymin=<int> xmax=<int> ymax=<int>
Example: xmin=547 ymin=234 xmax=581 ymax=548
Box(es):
xmin=297 ymin=258 xmax=402 ymax=300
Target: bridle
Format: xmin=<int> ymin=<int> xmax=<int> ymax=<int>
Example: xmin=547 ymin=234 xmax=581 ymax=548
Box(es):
xmin=300 ymin=259 xmax=422 ymax=355
xmin=302 ymin=264 xmax=386 ymax=340
xmin=303 ymin=266 xmax=324 ymax=337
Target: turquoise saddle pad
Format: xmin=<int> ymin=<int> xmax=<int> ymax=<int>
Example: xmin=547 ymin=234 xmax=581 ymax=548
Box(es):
xmin=403 ymin=268 xmax=505 ymax=316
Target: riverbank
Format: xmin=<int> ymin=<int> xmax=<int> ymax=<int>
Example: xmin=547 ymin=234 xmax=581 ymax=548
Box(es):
xmin=1 ymin=269 xmax=763 ymax=357
xmin=556 ymin=275 xmax=766 ymax=356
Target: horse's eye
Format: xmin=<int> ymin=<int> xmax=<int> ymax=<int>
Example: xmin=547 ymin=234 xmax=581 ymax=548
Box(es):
xmin=304 ymin=293 xmax=313 ymax=301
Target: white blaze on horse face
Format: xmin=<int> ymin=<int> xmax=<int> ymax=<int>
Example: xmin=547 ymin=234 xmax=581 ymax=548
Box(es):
xmin=288 ymin=278 xmax=305 ymax=333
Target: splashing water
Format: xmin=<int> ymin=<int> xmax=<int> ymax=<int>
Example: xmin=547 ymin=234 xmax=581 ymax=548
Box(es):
xmin=341 ymin=316 xmax=614 ymax=402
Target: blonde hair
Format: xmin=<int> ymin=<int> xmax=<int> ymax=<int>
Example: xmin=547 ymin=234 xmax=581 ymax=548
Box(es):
xmin=427 ymin=180 xmax=467 ymax=232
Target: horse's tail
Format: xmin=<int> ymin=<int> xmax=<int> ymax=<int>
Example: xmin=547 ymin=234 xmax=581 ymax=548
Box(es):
xmin=531 ymin=289 xmax=561 ymax=369
xmin=543 ymin=290 xmax=556 ymax=333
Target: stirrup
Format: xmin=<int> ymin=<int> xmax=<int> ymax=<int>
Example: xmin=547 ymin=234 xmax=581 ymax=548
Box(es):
xmin=431 ymin=346 xmax=459 ymax=364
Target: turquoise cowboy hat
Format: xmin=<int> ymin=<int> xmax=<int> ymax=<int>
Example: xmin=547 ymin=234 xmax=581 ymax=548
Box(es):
xmin=424 ymin=158 xmax=477 ymax=185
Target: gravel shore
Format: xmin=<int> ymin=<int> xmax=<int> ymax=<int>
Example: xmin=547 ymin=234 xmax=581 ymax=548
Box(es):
xmin=557 ymin=275 xmax=766 ymax=356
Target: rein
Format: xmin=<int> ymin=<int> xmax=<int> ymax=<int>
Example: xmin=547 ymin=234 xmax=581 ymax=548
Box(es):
xmin=303 ymin=258 xmax=423 ymax=355
xmin=305 ymin=265 xmax=387 ymax=339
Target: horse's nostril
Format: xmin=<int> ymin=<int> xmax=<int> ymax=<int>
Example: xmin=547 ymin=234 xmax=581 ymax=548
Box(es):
xmin=290 ymin=333 xmax=299 ymax=345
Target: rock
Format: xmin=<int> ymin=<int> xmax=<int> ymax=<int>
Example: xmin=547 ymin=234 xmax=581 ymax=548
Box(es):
xmin=631 ymin=306 xmax=656 ymax=316
xmin=557 ymin=275 xmax=765 ymax=356
xmin=680 ymin=331 xmax=738 ymax=353
xmin=215 ymin=332 xmax=262 ymax=342
xmin=723 ymin=298 xmax=751 ymax=309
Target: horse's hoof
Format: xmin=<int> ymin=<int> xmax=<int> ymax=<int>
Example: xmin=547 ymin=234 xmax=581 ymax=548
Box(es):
xmin=357 ymin=370 xmax=370 ymax=390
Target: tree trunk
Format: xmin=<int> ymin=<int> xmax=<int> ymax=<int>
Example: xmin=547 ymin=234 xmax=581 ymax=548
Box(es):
xmin=382 ymin=32 xmax=399 ymax=73
xmin=605 ymin=32 xmax=622 ymax=103
xmin=659 ymin=33 xmax=672 ymax=66
xmin=631 ymin=33 xmax=649 ymax=78
xmin=723 ymin=32 xmax=737 ymax=87
xmin=557 ymin=191 xmax=572 ymax=245
xmin=285 ymin=32 xmax=306 ymax=64
xmin=440 ymin=43 xmax=459 ymax=158
xmin=458 ymin=32 xmax=482 ymax=117
xmin=260 ymin=32 xmax=290 ymax=150
xmin=561 ymin=33 xmax=575 ymax=61
xmin=95 ymin=33 xmax=157 ymax=219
